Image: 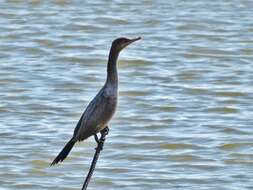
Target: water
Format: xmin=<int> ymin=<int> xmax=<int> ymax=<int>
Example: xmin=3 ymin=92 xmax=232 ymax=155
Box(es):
xmin=0 ymin=0 xmax=253 ymax=189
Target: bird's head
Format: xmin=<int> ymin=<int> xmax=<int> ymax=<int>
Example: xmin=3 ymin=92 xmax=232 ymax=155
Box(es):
xmin=111 ymin=37 xmax=141 ymax=52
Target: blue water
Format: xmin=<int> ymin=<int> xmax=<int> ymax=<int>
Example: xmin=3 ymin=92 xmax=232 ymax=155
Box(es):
xmin=0 ymin=1 xmax=253 ymax=190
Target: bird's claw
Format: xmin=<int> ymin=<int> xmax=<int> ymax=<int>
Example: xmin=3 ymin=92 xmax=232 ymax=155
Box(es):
xmin=94 ymin=134 xmax=99 ymax=144
xmin=94 ymin=127 xmax=109 ymax=150
xmin=101 ymin=126 xmax=109 ymax=136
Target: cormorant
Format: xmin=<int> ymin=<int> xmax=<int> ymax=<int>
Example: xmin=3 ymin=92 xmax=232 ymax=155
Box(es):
xmin=51 ymin=37 xmax=141 ymax=166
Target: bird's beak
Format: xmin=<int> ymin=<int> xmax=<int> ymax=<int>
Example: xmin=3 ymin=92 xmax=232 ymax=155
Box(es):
xmin=128 ymin=37 xmax=141 ymax=44
xmin=122 ymin=37 xmax=141 ymax=49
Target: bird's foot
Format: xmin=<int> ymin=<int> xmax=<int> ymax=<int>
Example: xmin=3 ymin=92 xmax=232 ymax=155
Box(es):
xmin=94 ymin=127 xmax=109 ymax=151
xmin=101 ymin=126 xmax=109 ymax=136
xmin=94 ymin=134 xmax=99 ymax=144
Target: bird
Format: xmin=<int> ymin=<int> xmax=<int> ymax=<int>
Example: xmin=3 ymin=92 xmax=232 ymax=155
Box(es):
xmin=51 ymin=37 xmax=141 ymax=166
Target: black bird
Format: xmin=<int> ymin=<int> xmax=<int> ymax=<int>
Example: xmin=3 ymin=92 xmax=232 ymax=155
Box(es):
xmin=51 ymin=37 xmax=141 ymax=166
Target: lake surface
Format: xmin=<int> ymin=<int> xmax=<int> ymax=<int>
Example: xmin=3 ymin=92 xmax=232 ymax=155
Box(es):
xmin=0 ymin=0 xmax=253 ymax=189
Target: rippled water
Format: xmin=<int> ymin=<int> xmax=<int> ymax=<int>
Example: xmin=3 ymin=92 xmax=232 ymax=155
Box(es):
xmin=0 ymin=1 xmax=253 ymax=190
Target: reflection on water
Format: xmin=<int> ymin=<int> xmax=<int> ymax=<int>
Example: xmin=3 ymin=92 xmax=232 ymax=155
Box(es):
xmin=0 ymin=1 xmax=253 ymax=190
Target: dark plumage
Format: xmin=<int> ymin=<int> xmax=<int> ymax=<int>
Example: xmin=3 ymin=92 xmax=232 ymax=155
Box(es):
xmin=51 ymin=37 xmax=141 ymax=166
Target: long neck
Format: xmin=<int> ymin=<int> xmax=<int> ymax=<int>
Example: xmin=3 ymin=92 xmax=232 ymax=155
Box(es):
xmin=106 ymin=47 xmax=119 ymax=85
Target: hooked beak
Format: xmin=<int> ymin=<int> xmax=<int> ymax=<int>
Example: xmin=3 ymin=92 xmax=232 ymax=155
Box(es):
xmin=122 ymin=37 xmax=141 ymax=49
xmin=128 ymin=37 xmax=141 ymax=44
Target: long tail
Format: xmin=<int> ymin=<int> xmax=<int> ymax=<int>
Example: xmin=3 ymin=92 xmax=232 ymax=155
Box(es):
xmin=51 ymin=138 xmax=75 ymax=166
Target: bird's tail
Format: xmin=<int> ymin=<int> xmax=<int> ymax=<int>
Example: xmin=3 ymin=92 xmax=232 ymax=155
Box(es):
xmin=50 ymin=138 xmax=75 ymax=166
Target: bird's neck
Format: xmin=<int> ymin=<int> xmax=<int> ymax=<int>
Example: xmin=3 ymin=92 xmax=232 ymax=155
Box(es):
xmin=106 ymin=48 xmax=119 ymax=86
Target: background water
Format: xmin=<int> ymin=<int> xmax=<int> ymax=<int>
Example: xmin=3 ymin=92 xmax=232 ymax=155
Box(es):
xmin=0 ymin=0 xmax=253 ymax=189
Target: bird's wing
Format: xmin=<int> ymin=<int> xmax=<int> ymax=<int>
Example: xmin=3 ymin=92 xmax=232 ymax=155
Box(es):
xmin=73 ymin=89 xmax=106 ymax=141
xmin=73 ymin=113 xmax=84 ymax=137
xmin=74 ymin=88 xmax=116 ymax=141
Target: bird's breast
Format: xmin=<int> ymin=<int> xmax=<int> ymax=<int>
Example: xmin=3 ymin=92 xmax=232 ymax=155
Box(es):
xmin=104 ymin=84 xmax=118 ymax=97
xmin=102 ymin=87 xmax=118 ymax=121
